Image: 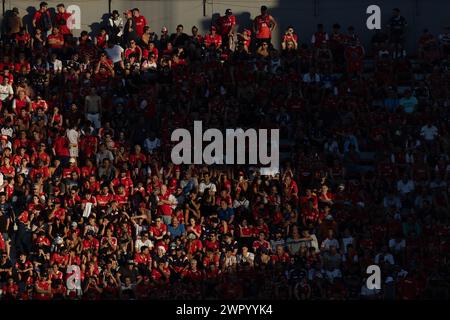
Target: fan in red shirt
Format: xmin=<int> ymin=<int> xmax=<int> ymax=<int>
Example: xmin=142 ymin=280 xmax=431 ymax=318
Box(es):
xmin=62 ymin=157 xmax=81 ymax=179
xmin=215 ymin=9 xmax=236 ymax=49
xmin=271 ymin=245 xmax=290 ymax=264
xmin=253 ymin=5 xmax=277 ymax=47
xmin=114 ymin=185 xmax=129 ymax=207
xmin=96 ymin=186 xmax=114 ymax=208
xmin=82 ymin=231 xmax=100 ymax=252
xmin=204 ymin=26 xmax=222 ymax=49
xmin=182 ymin=259 xmax=203 ymax=282
xmin=150 ymin=217 xmax=168 ymax=241
xmin=151 ymin=259 xmax=171 ymax=284
xmin=12 ymin=90 xmax=31 ymax=115
xmin=2 ymin=278 xmax=19 ymax=299
xmin=32 ymin=2 xmax=52 ymax=33
xmin=95 ymin=28 xmax=109 ymax=49
xmin=345 ymin=38 xmax=365 ymax=74
xmin=33 ymin=272 xmax=52 ymax=300
xmin=133 ymin=8 xmax=148 ymax=38
xmin=112 ymin=170 xmax=133 ymax=194
xmin=54 ymin=4 xmax=72 ymax=38
xmin=252 ymin=232 xmax=271 ymax=253
xmin=34 ymin=231 xmax=51 ymax=250
xmin=281 ymin=26 xmax=299 ymax=50
xmin=134 ymin=246 xmax=152 ymax=272
xmin=129 ymin=145 xmax=147 ymax=166
xmin=53 ymin=130 xmax=70 ymax=163
xmin=311 ymin=24 xmax=329 ymax=49
xmin=47 ymin=27 xmax=65 ymax=50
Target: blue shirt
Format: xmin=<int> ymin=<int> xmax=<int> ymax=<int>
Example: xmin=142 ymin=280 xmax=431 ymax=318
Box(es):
xmin=168 ymin=223 xmax=186 ymax=238
xmin=218 ymin=207 xmax=235 ymax=221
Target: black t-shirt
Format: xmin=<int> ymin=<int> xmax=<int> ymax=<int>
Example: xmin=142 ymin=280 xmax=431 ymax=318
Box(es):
xmin=169 ymin=255 xmax=188 ymax=269
xmin=117 ymin=266 xmax=138 ymax=283
xmin=220 ymin=240 xmax=238 ymax=253
xmin=389 ymin=16 xmax=407 ymax=34
xmin=0 ymin=259 xmax=12 ymax=282
xmin=169 ymin=32 xmax=190 ymax=48
xmin=0 ymin=214 xmax=8 ymax=233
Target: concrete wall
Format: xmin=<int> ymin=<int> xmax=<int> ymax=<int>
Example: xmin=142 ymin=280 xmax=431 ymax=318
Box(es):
xmin=3 ymin=0 xmax=450 ymax=52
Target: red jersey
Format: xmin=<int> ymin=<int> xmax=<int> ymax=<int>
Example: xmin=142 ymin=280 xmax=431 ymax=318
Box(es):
xmin=254 ymin=14 xmax=273 ymax=39
xmin=204 ymin=34 xmax=222 ymax=48
xmin=216 ymin=15 xmax=236 ymax=36
xmin=150 ymin=223 xmax=167 ymax=238
xmin=54 ymin=136 xmax=70 ymax=157
xmin=82 ymin=238 xmax=100 ymax=250
xmin=47 ymin=34 xmax=64 ymax=49
xmin=182 ymin=269 xmax=203 ymax=281
xmin=55 ymin=12 xmax=72 ymax=35
xmin=345 ymin=45 xmax=365 ymax=73
xmin=96 ymin=193 xmax=113 ymax=207
xmin=133 ymin=15 xmax=148 ymax=37
xmin=312 ymin=31 xmax=329 ymax=47
xmin=96 ymin=34 xmax=108 ymax=48
xmin=134 ymin=252 xmax=152 ymax=266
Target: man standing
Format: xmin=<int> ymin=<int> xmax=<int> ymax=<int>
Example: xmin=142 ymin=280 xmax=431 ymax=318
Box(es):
xmin=216 ymin=9 xmax=236 ymax=50
xmin=388 ymin=8 xmax=407 ymax=48
xmin=253 ymin=5 xmax=276 ymax=48
xmin=132 ymin=8 xmax=148 ymax=38
xmin=4 ymin=7 xmax=23 ymax=40
xmin=109 ymin=10 xmax=124 ymax=41
xmin=32 ymin=2 xmax=52 ymax=35
xmin=54 ymin=4 xmax=73 ymax=42
xmin=84 ymin=88 xmax=102 ymax=130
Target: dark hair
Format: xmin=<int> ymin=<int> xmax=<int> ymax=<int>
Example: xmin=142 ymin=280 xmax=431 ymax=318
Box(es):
xmin=261 ymin=5 xmax=268 ymax=11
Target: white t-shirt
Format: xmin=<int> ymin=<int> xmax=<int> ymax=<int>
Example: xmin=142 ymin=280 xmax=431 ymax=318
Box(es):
xmin=0 ymin=84 xmax=13 ymax=101
xmin=105 ymin=45 xmax=124 ymax=64
xmin=199 ymin=181 xmax=217 ymax=193
xmin=0 ymin=172 xmax=4 ymax=192
xmin=135 ymin=238 xmax=154 ymax=252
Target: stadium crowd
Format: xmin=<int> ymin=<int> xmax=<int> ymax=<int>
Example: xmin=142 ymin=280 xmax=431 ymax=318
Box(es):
xmin=0 ymin=2 xmax=449 ymax=300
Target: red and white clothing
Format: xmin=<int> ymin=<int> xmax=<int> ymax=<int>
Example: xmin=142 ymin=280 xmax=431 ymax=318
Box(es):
xmin=254 ymin=14 xmax=274 ymax=39
xmin=204 ymin=34 xmax=222 ymax=48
